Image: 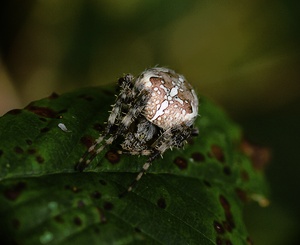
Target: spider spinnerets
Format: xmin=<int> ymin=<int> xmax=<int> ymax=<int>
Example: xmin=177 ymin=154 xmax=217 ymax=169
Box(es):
xmin=76 ymin=67 xmax=199 ymax=193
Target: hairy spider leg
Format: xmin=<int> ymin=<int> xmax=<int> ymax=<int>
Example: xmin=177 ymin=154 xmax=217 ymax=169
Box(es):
xmin=75 ymin=75 xmax=135 ymax=171
xmin=76 ymin=89 xmax=149 ymax=171
xmin=120 ymin=124 xmax=194 ymax=196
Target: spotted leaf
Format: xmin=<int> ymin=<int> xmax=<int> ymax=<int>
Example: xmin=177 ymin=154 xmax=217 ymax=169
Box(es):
xmin=0 ymin=86 xmax=269 ymax=245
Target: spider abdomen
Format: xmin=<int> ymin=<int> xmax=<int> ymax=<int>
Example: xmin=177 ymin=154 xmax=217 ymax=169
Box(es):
xmin=136 ymin=67 xmax=198 ymax=130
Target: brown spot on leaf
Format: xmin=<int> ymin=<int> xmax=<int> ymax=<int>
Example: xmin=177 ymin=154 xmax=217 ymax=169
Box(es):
xmin=36 ymin=155 xmax=45 ymax=164
xmin=26 ymin=105 xmax=58 ymax=118
xmin=157 ymin=197 xmax=167 ymax=209
xmin=191 ymin=152 xmax=205 ymax=162
xmin=80 ymin=136 xmax=94 ymax=149
xmin=225 ymin=212 xmax=235 ymax=231
xmin=103 ymin=201 xmax=114 ymax=211
xmin=219 ymin=195 xmax=230 ymax=212
xmin=105 ymin=150 xmax=120 ymax=164
xmin=91 ymin=191 xmax=101 ymax=199
xmin=213 ymin=221 xmax=225 ymax=234
xmin=174 ymin=156 xmax=188 ymax=170
xmin=27 ymin=148 xmax=37 ymax=154
xmin=240 ymin=140 xmax=271 ymax=171
xmin=235 ymin=188 xmax=248 ymax=203
xmin=14 ymin=146 xmax=24 ymax=154
xmin=216 ymin=237 xmax=223 ymax=245
xmin=54 ymin=215 xmax=64 ymax=223
xmin=210 ymin=145 xmax=225 ymax=163
xmin=4 ymin=182 xmax=27 ymax=201
xmin=93 ymin=123 xmax=104 ymax=132
xmin=40 ymin=127 xmax=50 ymax=133
xmin=73 ymin=216 xmax=82 ymax=226
xmin=240 ymin=170 xmax=250 ymax=182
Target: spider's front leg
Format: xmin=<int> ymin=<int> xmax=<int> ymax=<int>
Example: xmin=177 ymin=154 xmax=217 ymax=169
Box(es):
xmin=75 ymin=74 xmax=135 ymax=171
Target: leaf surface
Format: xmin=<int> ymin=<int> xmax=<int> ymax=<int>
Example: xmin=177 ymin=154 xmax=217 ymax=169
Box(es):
xmin=0 ymin=87 xmax=268 ymax=245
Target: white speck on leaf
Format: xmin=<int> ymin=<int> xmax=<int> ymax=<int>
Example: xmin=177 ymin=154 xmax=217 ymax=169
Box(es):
xmin=58 ymin=123 xmax=71 ymax=132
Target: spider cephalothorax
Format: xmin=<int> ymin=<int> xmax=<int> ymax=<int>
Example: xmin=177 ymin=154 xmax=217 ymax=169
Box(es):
xmin=76 ymin=67 xmax=199 ymax=192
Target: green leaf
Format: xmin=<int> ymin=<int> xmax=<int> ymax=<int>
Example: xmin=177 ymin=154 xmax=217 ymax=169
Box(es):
xmin=0 ymin=86 xmax=268 ymax=245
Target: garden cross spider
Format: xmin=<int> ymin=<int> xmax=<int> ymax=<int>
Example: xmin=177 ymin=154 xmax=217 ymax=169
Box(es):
xmin=75 ymin=67 xmax=199 ymax=193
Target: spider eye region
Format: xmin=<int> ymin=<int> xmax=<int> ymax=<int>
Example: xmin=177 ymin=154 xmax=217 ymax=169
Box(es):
xmin=137 ymin=67 xmax=199 ymax=129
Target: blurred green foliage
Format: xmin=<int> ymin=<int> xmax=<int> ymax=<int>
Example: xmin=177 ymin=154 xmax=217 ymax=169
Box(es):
xmin=1 ymin=0 xmax=299 ymax=244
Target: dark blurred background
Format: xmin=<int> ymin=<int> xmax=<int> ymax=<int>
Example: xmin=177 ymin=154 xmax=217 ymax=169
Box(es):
xmin=1 ymin=1 xmax=299 ymax=244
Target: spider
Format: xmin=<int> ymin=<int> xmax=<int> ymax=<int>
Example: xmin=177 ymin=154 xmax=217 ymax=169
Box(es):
xmin=75 ymin=67 xmax=199 ymax=193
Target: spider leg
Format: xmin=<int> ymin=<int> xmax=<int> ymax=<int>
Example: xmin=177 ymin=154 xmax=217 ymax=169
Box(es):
xmin=76 ymin=88 xmax=149 ymax=171
xmin=75 ymin=74 xmax=135 ymax=171
xmin=120 ymin=124 xmax=193 ymax=196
